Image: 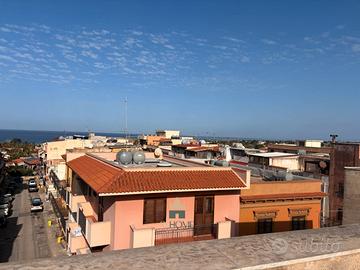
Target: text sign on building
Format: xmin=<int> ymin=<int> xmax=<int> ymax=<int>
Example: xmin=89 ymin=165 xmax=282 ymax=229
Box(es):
xmin=168 ymin=198 xmax=193 ymax=229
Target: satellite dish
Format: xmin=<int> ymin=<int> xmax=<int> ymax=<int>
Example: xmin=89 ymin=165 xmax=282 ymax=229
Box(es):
xmin=157 ymin=162 xmax=172 ymax=167
xmin=154 ymin=148 xmax=163 ymax=158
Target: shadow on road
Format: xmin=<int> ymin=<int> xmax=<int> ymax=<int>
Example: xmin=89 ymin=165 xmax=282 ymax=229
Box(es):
xmin=0 ymin=216 xmax=22 ymax=263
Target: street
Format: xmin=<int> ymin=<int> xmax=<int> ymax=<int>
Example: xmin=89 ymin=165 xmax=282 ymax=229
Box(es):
xmin=0 ymin=179 xmax=64 ymax=262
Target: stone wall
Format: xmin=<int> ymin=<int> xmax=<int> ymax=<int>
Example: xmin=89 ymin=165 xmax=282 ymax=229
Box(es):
xmin=1 ymin=224 xmax=360 ymax=270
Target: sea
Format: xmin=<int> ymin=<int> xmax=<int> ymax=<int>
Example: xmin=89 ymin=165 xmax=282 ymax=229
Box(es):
xmin=0 ymin=129 xmax=249 ymax=144
xmin=0 ymin=129 xmax=134 ymax=144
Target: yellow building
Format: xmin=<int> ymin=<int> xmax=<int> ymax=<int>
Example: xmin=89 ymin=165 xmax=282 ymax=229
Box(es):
xmin=44 ymin=139 xmax=92 ymax=180
xmin=239 ymin=178 xmax=325 ymax=235
xmin=156 ymin=130 xmax=180 ymax=139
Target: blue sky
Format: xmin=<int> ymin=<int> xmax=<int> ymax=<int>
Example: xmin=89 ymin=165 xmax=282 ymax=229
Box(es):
xmin=0 ymin=1 xmax=360 ymax=140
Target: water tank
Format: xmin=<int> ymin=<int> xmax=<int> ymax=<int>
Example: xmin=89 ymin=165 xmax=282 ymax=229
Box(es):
xmin=116 ymin=151 xmax=132 ymax=165
xmin=133 ymin=151 xmax=145 ymax=164
xmin=214 ymin=160 xmax=229 ymax=167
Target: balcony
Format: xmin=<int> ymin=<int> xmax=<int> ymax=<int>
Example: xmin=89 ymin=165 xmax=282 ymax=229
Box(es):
xmin=78 ymin=204 xmax=111 ymax=248
xmin=68 ymin=193 xmax=86 ymax=213
xmin=130 ymin=220 xmax=232 ymax=248
xmin=67 ymin=221 xmax=89 ymax=255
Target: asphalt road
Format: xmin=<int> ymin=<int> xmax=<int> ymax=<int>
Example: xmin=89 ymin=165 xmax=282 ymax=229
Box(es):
xmin=0 ymin=181 xmax=51 ymax=262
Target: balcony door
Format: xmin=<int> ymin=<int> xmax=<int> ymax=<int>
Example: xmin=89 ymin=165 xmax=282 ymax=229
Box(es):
xmin=194 ymin=196 xmax=214 ymax=236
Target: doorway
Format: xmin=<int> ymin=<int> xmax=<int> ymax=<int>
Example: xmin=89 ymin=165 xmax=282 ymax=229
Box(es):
xmin=194 ymin=196 xmax=214 ymax=236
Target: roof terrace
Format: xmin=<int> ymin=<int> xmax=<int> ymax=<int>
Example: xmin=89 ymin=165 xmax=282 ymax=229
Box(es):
xmin=1 ymin=224 xmax=360 ymax=269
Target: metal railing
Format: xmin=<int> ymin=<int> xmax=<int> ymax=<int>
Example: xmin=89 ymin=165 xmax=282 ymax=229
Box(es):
xmin=49 ymin=192 xmax=67 ymax=233
xmin=155 ymin=224 xmax=217 ymax=246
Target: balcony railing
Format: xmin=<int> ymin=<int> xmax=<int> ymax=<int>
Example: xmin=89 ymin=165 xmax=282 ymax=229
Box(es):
xmin=155 ymin=224 xmax=217 ymax=246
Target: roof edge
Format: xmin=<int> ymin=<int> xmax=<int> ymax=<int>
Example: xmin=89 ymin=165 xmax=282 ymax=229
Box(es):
xmin=99 ymin=187 xmax=243 ymax=196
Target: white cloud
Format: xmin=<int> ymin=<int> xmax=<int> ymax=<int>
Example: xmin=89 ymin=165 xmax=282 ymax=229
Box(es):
xmin=81 ymin=50 xmax=98 ymax=59
xmin=261 ymin=39 xmax=277 ymax=45
xmin=222 ymin=36 xmax=245 ymax=43
xmin=0 ymin=27 xmax=11 ymax=32
xmin=1 ymin=23 xmax=359 ymax=87
xmin=240 ymin=56 xmax=250 ymax=63
xmin=352 ymin=44 xmax=360 ymax=52
xmin=336 ymin=25 xmax=345 ymax=30
xmin=0 ymin=54 xmax=18 ymax=62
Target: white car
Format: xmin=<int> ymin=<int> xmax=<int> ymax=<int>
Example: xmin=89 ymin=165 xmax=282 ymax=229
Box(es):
xmin=30 ymin=197 xmax=43 ymax=212
xmin=28 ymin=180 xmax=39 ymax=192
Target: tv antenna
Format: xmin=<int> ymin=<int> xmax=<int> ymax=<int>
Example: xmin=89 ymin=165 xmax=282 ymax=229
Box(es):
xmin=123 ymin=97 xmax=128 ymax=141
xmin=330 ymin=134 xmax=338 ymax=144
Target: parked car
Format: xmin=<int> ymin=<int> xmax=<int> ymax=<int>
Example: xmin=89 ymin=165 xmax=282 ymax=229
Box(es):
xmin=0 ymin=198 xmax=12 ymax=206
xmin=30 ymin=197 xmax=43 ymax=212
xmin=7 ymin=186 xmax=16 ymax=195
xmin=0 ymin=203 xmax=11 ymax=216
xmin=28 ymin=179 xmax=38 ymax=192
xmin=0 ymin=215 xmax=7 ymax=228
xmin=2 ymin=193 xmax=15 ymax=202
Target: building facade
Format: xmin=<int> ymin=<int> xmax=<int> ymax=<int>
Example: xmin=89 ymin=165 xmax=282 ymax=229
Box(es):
xmin=329 ymin=143 xmax=360 ymax=225
xmin=342 ymin=167 xmax=360 ymax=225
xmin=239 ymin=179 xmax=324 ymax=235
xmin=65 ymin=153 xmax=246 ymax=254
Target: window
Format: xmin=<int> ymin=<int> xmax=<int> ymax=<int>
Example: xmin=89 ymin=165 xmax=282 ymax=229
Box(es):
xmin=292 ymin=216 xmax=306 ymax=230
xmin=337 ymin=183 xmax=344 ymax=198
xmin=205 ymin=197 xmax=214 ymax=214
xmin=337 ymin=208 xmax=343 ymax=222
xmin=143 ymin=198 xmax=166 ymax=224
xmin=257 ymin=218 xmax=273 ymax=234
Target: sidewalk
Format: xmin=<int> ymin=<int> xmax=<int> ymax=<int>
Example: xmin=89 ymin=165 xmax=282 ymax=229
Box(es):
xmin=39 ymin=185 xmax=67 ymax=258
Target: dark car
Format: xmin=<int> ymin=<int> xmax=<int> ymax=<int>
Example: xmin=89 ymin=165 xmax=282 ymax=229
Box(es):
xmin=28 ymin=179 xmax=39 ymax=192
xmin=30 ymin=197 xmax=43 ymax=212
xmin=0 ymin=216 xmax=7 ymax=228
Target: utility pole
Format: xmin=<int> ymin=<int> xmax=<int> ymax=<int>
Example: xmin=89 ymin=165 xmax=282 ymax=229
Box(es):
xmin=124 ymin=97 xmax=128 ymax=142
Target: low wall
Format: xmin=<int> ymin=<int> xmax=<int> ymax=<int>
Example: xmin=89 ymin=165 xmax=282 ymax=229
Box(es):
xmin=2 ymin=224 xmax=360 ymax=269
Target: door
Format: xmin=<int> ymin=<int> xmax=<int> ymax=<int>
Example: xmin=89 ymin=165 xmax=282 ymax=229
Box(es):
xmin=194 ymin=196 xmax=214 ymax=236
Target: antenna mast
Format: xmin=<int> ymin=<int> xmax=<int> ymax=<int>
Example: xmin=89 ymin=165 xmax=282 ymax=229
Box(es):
xmin=124 ymin=97 xmax=128 ymax=141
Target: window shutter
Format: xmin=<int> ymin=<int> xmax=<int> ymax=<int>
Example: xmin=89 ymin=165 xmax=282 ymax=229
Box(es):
xmin=155 ymin=198 xmax=166 ymax=223
xmin=144 ymin=199 xmax=155 ymax=224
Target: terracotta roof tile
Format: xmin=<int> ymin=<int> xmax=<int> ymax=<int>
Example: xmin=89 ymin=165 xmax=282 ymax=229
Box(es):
xmin=24 ymin=158 xmax=41 ymax=165
xmin=67 ymin=155 xmax=246 ymax=195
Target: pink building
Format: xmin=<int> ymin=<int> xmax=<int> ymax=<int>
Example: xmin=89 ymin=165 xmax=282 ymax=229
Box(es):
xmin=64 ymin=153 xmax=247 ymax=254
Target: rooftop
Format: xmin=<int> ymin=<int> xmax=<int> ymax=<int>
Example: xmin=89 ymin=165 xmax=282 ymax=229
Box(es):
xmin=23 ymin=158 xmax=41 ymax=165
xmin=67 ymin=154 xmax=246 ymax=195
xmin=345 ymin=167 xmax=360 ymax=171
xmin=240 ymin=191 xmax=326 ymax=202
xmin=267 ymin=144 xmax=332 ymax=154
xmin=2 ymin=224 xmax=360 ymax=269
xmin=248 ymin=152 xmax=298 ymax=158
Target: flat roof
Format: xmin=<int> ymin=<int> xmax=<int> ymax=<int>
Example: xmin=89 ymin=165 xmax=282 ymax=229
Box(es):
xmin=267 ymin=144 xmax=332 ymax=154
xmin=345 ymin=167 xmax=360 ymax=171
xmin=249 ymin=152 xmax=298 ymax=158
xmin=3 ymin=224 xmax=360 ymax=270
